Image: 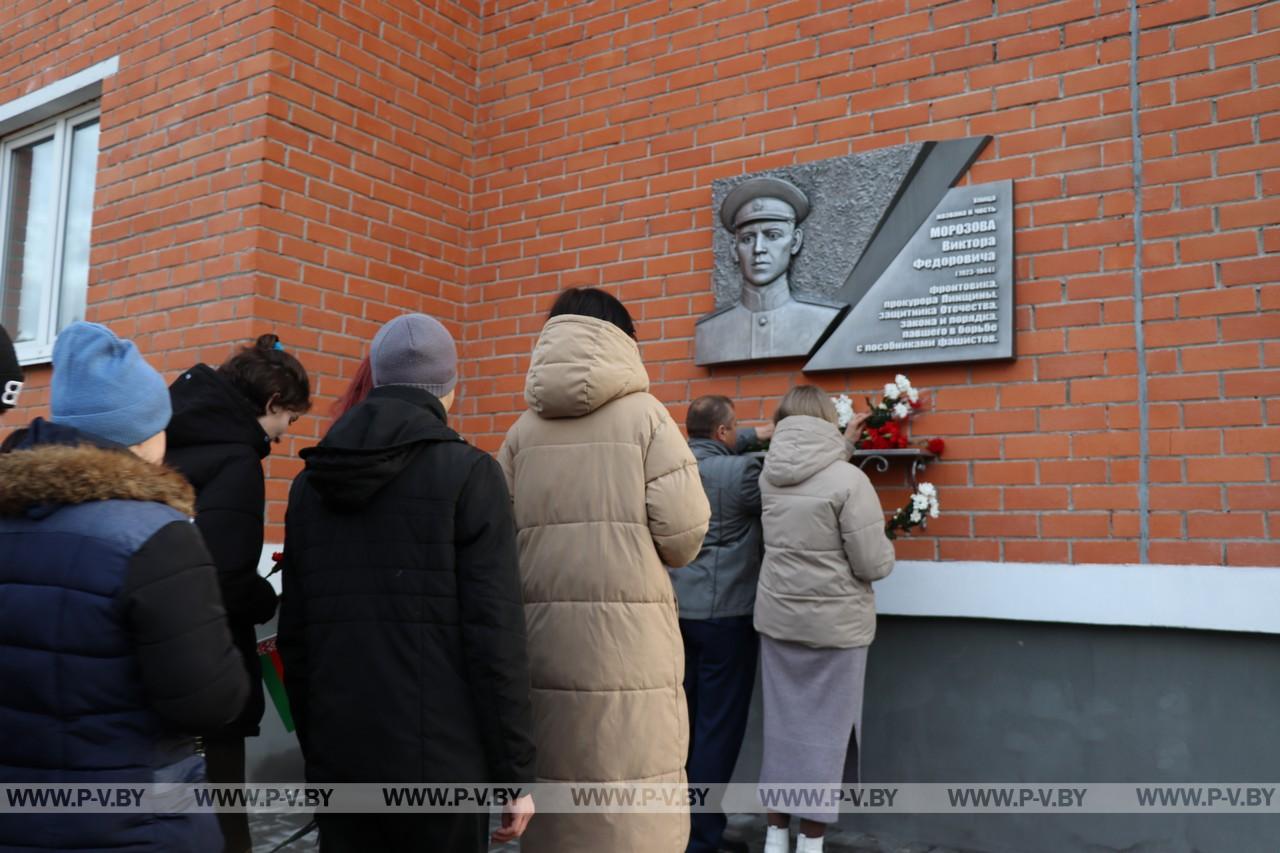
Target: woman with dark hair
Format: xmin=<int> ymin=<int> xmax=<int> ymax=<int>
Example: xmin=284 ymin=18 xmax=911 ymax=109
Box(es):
xmin=546 ymin=286 xmax=638 ymax=338
xmin=756 ymin=386 xmax=894 ymax=853
xmin=499 ymin=287 xmax=711 ymax=852
xmin=329 ymin=356 xmax=373 ymax=422
xmin=165 ymin=333 xmax=311 ymax=853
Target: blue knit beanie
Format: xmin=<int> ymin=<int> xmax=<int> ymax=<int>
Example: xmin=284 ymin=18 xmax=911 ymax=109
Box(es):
xmin=50 ymin=322 xmax=171 ymax=447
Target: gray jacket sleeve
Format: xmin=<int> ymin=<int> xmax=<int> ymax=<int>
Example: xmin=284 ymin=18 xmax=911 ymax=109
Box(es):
xmin=740 ymin=454 xmax=763 ymax=516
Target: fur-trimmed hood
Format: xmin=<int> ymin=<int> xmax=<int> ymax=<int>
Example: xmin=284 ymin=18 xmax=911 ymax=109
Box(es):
xmin=0 ymin=443 xmax=194 ymax=517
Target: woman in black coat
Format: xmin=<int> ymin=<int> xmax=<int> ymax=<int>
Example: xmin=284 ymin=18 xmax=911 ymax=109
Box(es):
xmin=165 ymin=333 xmax=311 ymax=853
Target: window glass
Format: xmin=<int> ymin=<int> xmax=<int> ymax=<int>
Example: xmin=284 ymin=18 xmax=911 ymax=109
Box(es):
xmin=1 ymin=136 xmax=56 ymax=344
xmin=57 ymin=118 xmax=99 ymax=332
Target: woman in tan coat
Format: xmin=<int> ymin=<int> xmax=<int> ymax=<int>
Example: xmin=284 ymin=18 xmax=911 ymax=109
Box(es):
xmin=498 ymin=288 xmax=711 ymax=853
xmin=756 ymin=386 xmax=896 ymax=853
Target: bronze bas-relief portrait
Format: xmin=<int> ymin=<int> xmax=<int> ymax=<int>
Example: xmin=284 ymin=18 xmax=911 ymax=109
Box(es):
xmin=695 ymin=177 xmax=844 ymax=366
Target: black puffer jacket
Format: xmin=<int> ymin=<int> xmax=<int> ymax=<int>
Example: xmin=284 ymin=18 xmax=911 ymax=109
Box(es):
xmin=277 ymin=385 xmax=536 ymax=785
xmin=166 ymin=364 xmax=278 ymax=737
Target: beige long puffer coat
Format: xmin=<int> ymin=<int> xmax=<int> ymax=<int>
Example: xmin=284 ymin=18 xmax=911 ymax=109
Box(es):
xmin=755 ymin=414 xmax=896 ymax=649
xmin=498 ymin=315 xmax=711 ymax=853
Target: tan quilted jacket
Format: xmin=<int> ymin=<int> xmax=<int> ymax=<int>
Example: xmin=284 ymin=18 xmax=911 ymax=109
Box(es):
xmin=498 ymin=315 xmax=710 ymax=853
xmin=755 ymin=414 xmax=896 ymax=649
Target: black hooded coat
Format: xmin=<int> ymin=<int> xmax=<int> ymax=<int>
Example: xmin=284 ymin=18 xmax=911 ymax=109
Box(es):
xmin=276 ymin=385 xmax=536 ymax=785
xmin=165 ymin=364 xmax=278 ymax=737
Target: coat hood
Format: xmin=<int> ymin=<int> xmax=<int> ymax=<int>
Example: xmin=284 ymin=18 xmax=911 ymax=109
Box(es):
xmin=523 ymin=315 xmax=649 ymax=419
xmin=0 ymin=419 xmax=194 ymax=517
xmin=762 ymin=415 xmax=850 ymax=488
xmin=167 ymin=364 xmax=270 ymax=459
xmin=300 ymin=385 xmax=462 ymax=511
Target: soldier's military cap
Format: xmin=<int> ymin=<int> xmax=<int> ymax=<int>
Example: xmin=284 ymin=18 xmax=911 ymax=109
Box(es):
xmin=719 ymin=176 xmax=811 ymax=231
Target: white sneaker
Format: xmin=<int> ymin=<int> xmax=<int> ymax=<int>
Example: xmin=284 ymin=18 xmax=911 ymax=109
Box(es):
xmin=763 ymin=825 xmax=790 ymax=853
xmin=795 ymin=833 xmax=824 ymax=853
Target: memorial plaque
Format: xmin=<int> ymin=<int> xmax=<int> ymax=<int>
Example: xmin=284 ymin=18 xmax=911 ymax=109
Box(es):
xmin=804 ymin=179 xmax=1014 ymax=370
xmin=694 ymin=137 xmax=1008 ymax=369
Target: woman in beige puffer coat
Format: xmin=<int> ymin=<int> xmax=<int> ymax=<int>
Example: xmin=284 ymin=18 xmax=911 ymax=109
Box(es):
xmin=498 ymin=289 xmax=711 ymax=853
xmin=755 ymin=385 xmax=896 ymax=853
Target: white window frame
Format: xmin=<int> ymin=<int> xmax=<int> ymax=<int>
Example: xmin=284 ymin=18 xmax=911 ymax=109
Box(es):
xmin=0 ymin=56 xmax=117 ymax=366
xmin=0 ymin=104 xmax=101 ymax=365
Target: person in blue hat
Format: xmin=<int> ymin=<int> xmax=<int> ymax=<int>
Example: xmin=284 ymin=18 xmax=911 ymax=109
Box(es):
xmin=0 ymin=321 xmax=248 ymax=853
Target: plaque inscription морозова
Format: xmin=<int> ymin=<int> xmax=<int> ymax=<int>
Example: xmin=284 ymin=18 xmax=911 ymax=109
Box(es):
xmin=803 ymin=179 xmax=1014 ymax=371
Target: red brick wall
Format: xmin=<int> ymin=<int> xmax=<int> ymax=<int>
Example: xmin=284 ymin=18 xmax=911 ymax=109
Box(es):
xmin=251 ymin=0 xmax=481 ymax=510
xmin=1137 ymin=0 xmax=1280 ymax=566
xmin=2 ymin=0 xmax=1276 ymax=564
xmin=463 ymin=0 xmax=1279 ymax=566
xmin=0 ymin=0 xmax=279 ymax=418
xmin=0 ymin=0 xmax=483 ymax=532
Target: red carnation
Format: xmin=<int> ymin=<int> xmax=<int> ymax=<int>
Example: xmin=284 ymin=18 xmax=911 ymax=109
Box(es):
xmin=271 ymin=551 xmax=284 ymax=563
xmin=927 ymin=438 xmax=946 ymax=455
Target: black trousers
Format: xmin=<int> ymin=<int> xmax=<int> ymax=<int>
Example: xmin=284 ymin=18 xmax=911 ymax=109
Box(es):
xmin=203 ymin=735 xmax=251 ymax=853
xmin=317 ymin=813 xmax=488 ymax=853
xmin=681 ymin=615 xmax=759 ymax=853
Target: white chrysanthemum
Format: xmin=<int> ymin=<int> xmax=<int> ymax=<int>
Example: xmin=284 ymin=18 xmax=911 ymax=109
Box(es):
xmin=910 ymin=509 xmax=922 ymax=523
xmin=907 ymin=386 xmax=919 ymax=404
xmin=912 ymin=494 xmax=929 ymax=511
xmin=883 ymin=383 xmax=899 ymax=401
xmin=929 ymin=500 xmax=940 ymax=519
xmin=832 ymin=394 xmax=854 ymax=429
xmin=917 ymin=482 xmax=936 ymax=497
xmin=895 ymin=374 xmax=911 ymax=392
xmin=893 ymin=402 xmax=910 ymax=420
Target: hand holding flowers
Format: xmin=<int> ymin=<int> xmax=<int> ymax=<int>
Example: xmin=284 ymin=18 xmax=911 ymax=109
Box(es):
xmin=832 ymin=375 xmax=940 ymax=454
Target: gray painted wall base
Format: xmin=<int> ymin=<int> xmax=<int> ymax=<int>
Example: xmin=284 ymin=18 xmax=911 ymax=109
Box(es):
xmin=247 ymin=612 xmax=1280 ymax=851
xmin=731 ymin=616 xmax=1280 ymax=853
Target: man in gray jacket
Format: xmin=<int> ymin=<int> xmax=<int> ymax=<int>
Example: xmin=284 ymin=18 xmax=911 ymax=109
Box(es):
xmin=672 ymin=395 xmax=772 ymax=853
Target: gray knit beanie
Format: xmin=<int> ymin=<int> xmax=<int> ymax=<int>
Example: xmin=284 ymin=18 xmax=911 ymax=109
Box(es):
xmin=370 ymin=314 xmax=458 ymax=397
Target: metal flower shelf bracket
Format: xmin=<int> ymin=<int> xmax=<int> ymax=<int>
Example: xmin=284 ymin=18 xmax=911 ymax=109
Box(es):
xmin=853 ymin=448 xmax=935 ymax=490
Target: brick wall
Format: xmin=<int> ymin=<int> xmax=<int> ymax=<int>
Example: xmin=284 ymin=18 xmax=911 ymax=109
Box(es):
xmin=248 ymin=0 xmax=481 ymax=508
xmin=460 ymin=0 xmax=1279 ymax=566
xmin=2 ymin=0 xmax=1276 ymax=563
xmin=0 ymin=0 xmax=483 ymax=528
xmin=0 ymin=0 xmax=279 ymax=417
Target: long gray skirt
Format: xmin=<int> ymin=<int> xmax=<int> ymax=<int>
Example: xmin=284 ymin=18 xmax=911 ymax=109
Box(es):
xmin=757 ymin=635 xmax=868 ymax=824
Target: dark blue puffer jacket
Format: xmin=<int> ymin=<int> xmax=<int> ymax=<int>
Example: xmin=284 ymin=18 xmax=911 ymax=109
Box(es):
xmin=0 ymin=420 xmax=248 ymax=852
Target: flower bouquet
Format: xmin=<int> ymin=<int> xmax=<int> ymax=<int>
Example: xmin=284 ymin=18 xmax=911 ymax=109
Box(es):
xmin=861 ymin=374 xmax=919 ymax=449
xmin=886 ymin=482 xmax=939 ymax=539
xmin=832 ymin=375 xmax=944 ymax=455
xmin=832 ymin=376 xmax=947 ymax=539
